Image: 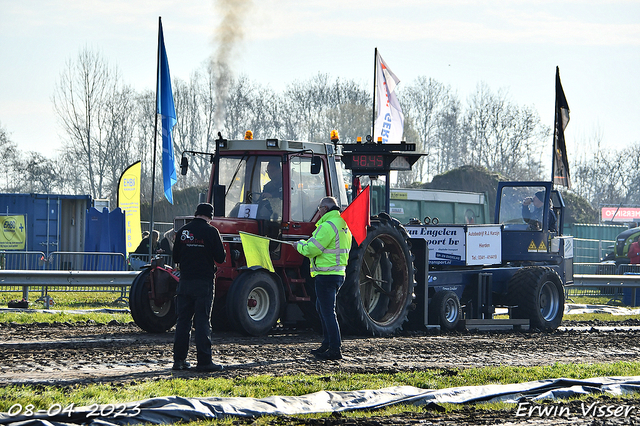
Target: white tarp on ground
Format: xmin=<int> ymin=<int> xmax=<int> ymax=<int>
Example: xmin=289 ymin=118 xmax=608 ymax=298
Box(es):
xmin=1 ymin=376 xmax=640 ymax=426
xmin=564 ymin=304 xmax=640 ymax=315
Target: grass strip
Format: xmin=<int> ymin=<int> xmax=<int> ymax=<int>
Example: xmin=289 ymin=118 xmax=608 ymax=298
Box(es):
xmin=1 ymin=361 xmax=639 ymax=412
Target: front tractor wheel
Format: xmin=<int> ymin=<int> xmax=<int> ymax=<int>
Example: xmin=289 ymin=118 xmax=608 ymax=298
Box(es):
xmin=129 ymin=267 xmax=178 ymax=333
xmin=227 ymin=270 xmax=283 ymax=336
xmin=338 ymin=214 xmax=416 ymax=336
xmin=507 ymin=266 xmax=564 ymax=331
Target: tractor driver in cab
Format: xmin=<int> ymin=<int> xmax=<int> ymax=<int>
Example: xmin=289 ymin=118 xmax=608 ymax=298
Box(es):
xmin=262 ymin=160 xmax=282 ymax=200
xmin=256 ymin=159 xmax=283 ymax=222
xmin=522 ymin=190 xmax=557 ymax=232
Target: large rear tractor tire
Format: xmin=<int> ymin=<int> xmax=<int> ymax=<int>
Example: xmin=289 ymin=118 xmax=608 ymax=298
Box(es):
xmin=507 ymin=266 xmax=564 ymax=331
xmin=338 ymin=214 xmax=416 ymax=336
xmin=129 ymin=267 xmax=178 ymax=333
xmin=227 ymin=270 xmax=283 ymax=336
xmin=429 ymin=290 xmax=462 ymax=332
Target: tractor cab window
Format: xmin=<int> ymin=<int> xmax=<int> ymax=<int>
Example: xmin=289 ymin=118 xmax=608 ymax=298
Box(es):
xmin=219 ymin=155 xmax=283 ymax=222
xmin=498 ymin=185 xmax=555 ymax=232
xmin=290 ymin=156 xmax=326 ymax=222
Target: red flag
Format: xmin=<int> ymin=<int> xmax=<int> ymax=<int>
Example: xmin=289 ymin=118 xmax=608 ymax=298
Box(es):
xmin=341 ymin=186 xmax=370 ymax=246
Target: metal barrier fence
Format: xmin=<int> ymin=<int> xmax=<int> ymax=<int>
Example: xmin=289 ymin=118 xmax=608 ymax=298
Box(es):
xmin=0 ymin=251 xmax=135 ymax=306
xmin=565 ymin=281 xmax=625 ymax=303
xmin=0 ymin=270 xmax=139 ymax=308
xmin=573 ymin=238 xmax=614 ymax=264
xmin=49 ymin=252 xmax=128 ymax=271
xmin=569 ymin=262 xmax=640 ymax=306
xmin=573 ymin=262 xmax=640 ymax=275
xmin=0 ymin=251 xmax=130 ymax=271
xmin=0 ymin=251 xmax=47 ymax=270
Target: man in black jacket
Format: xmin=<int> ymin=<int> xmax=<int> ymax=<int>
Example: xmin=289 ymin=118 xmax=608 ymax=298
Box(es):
xmin=172 ymin=203 xmax=226 ymax=372
xmin=522 ymin=190 xmax=557 ymax=232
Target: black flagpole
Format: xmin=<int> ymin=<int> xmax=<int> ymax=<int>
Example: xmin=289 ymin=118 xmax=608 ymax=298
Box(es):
xmin=551 ymin=66 xmax=558 ymax=186
xmin=371 ymin=48 xmax=377 ymax=140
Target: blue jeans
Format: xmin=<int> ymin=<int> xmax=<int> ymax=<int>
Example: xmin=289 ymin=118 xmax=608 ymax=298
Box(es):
xmin=314 ymin=274 xmax=344 ymax=350
xmin=173 ymin=290 xmax=214 ymax=366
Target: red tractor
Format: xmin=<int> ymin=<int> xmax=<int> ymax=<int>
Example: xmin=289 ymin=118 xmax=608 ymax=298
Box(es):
xmin=130 ymin=134 xmax=420 ymax=336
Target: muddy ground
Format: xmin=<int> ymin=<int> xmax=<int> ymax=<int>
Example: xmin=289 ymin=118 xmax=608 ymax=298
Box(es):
xmin=2 ymin=319 xmax=640 ymax=425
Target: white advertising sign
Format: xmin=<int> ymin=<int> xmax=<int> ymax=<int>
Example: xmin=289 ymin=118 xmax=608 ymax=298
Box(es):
xmin=406 ymin=226 xmax=466 ymax=265
xmin=466 ymin=225 xmax=502 ymax=266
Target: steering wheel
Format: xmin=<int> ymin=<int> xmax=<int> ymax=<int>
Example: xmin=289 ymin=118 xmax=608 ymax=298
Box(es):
xmin=256 ymin=198 xmax=274 ymax=219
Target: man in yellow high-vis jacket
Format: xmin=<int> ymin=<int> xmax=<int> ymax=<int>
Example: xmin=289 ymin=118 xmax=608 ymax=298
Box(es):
xmin=297 ymin=196 xmax=352 ymax=360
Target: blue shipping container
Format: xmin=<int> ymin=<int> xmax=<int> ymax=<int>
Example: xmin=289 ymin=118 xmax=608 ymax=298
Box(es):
xmin=0 ymin=193 xmax=92 ymax=256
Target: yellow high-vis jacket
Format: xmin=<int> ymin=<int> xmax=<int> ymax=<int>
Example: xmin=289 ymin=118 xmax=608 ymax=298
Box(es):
xmin=296 ymin=209 xmax=352 ymax=277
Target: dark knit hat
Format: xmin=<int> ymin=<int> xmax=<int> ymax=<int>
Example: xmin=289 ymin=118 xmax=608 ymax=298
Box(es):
xmin=534 ymin=191 xmax=546 ymax=202
xmin=194 ymin=203 xmax=214 ymax=219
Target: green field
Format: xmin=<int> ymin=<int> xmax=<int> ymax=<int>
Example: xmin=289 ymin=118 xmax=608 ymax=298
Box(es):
xmin=0 ymin=291 xmax=639 ymax=424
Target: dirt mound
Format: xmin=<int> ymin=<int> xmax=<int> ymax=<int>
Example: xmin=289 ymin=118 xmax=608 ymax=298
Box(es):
xmin=423 ymin=165 xmax=598 ymax=225
xmin=424 ymin=165 xmax=503 ymax=218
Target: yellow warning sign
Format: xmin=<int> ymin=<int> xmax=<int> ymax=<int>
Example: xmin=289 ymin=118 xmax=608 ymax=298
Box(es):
xmin=0 ymin=215 xmax=26 ymax=250
xmin=538 ymin=241 xmax=547 ymax=252
xmin=528 ymin=240 xmax=537 ymax=252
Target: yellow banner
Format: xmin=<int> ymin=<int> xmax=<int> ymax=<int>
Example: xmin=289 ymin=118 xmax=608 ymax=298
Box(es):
xmin=118 ymin=161 xmax=142 ymax=254
xmin=239 ymin=232 xmax=274 ymax=272
xmin=0 ymin=215 xmax=26 ymax=250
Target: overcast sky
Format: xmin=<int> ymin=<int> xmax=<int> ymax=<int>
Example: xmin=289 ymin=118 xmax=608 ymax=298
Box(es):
xmin=1 ymin=0 xmax=638 ymax=165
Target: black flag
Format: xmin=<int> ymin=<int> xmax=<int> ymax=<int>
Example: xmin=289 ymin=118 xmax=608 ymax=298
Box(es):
xmin=553 ymin=66 xmax=571 ymax=188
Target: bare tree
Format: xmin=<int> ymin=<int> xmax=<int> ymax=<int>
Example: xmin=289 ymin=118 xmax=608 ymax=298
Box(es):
xmin=325 ymin=78 xmax=371 ymax=143
xmin=572 ymin=130 xmax=640 ymax=209
xmin=462 ymin=83 xmax=547 ymax=180
xmin=436 ymin=98 xmax=465 ymax=173
xmin=0 ymin=123 xmax=20 ymax=192
xmin=52 ymin=47 xmax=135 ymax=202
xmin=19 ymin=152 xmax=62 ymax=193
xmin=172 ymin=74 xmax=206 ymax=189
xmin=401 ymin=77 xmax=457 ymax=181
xmin=56 ymin=150 xmax=88 ymax=195
xmin=282 ymin=74 xmax=371 ymax=143
xmin=132 ymin=89 xmax=156 ymax=203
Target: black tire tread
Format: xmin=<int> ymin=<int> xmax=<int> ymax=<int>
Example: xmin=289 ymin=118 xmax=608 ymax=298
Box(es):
xmin=429 ymin=290 xmax=461 ymax=332
xmin=338 ymin=215 xmax=416 ymax=336
xmin=508 ymin=266 xmax=564 ymax=331
xmin=129 ymin=268 xmax=177 ymax=333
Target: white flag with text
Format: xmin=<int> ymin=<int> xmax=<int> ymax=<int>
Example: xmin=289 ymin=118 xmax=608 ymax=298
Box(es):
xmin=374 ymin=52 xmax=404 ymax=143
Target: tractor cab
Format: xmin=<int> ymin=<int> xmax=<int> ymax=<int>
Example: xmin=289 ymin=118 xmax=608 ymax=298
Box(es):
xmin=204 ymin=139 xmax=349 ymax=249
xmin=495 ymin=181 xmax=573 ymax=284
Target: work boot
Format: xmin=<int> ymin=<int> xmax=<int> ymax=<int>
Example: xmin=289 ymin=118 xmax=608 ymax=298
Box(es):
xmin=171 ymin=360 xmax=191 ymax=371
xmin=310 ymin=344 xmax=329 ymax=355
xmin=195 ymin=363 xmax=224 ymax=372
xmin=315 ymin=348 xmax=342 ymax=361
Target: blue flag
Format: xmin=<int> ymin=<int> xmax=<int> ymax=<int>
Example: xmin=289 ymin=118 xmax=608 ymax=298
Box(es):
xmin=157 ymin=18 xmax=177 ymax=204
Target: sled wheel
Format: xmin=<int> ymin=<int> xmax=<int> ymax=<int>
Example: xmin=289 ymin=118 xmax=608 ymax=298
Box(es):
xmin=429 ymin=290 xmax=461 ymax=332
xmin=129 ymin=267 xmax=177 ymax=333
xmin=507 ymin=266 xmax=564 ymax=331
xmin=227 ymin=270 xmax=283 ymax=336
xmin=338 ymin=214 xmax=416 ymax=336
